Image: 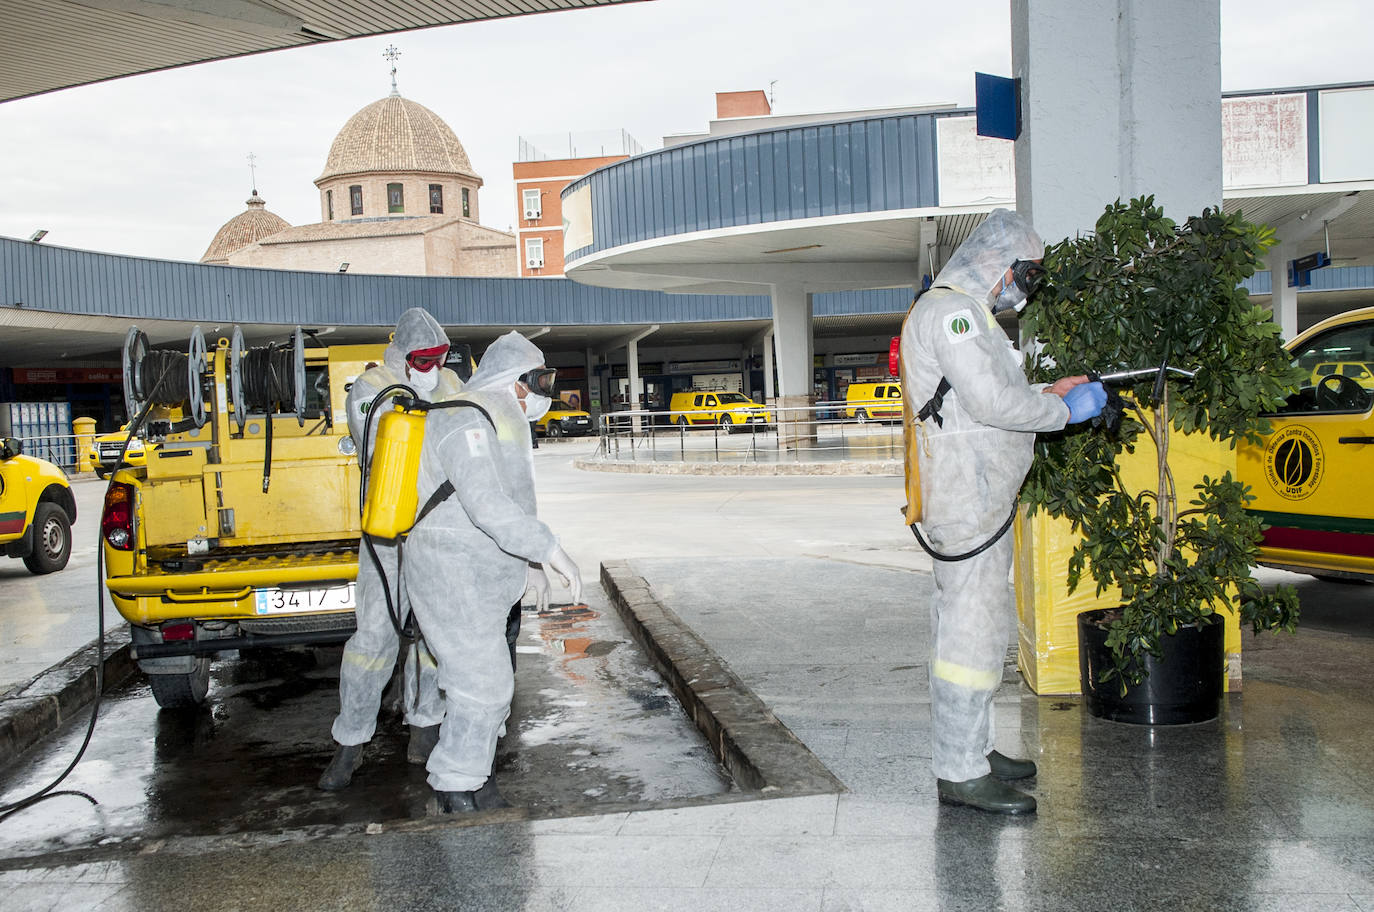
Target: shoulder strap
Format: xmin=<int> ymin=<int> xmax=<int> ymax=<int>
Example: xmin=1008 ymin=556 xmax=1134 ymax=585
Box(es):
xmin=405 ymin=398 xmax=497 ymax=532
xmin=916 ymin=377 xmax=953 ymax=428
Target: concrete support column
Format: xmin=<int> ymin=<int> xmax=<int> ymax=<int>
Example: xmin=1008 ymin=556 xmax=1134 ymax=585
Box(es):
xmin=1012 ymin=0 xmax=1222 ymax=242
xmin=584 ymin=347 xmax=600 ymax=422
xmin=771 ymin=283 xmax=815 ymax=446
xmin=627 ymin=338 xmax=642 ymax=433
xmin=1269 ymin=241 xmax=1299 ymax=342
xmin=762 ymin=331 xmax=776 ymax=402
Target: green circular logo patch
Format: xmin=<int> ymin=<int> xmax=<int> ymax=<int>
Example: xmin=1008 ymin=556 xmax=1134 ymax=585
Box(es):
xmin=949 ymin=316 xmax=971 ymax=335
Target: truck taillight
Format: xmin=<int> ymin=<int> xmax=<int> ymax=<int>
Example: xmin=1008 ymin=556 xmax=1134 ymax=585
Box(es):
xmin=102 ymin=482 xmax=135 ymax=550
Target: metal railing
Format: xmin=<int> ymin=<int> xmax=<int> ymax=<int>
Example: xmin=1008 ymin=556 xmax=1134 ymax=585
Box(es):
xmin=594 ymin=402 xmax=903 ymax=465
xmin=13 ymin=434 xmax=84 ymax=471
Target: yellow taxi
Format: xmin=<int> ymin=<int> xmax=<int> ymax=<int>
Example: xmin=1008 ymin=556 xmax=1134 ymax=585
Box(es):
xmin=844 ymin=380 xmax=902 ymax=420
xmin=91 ymin=425 xmax=152 ymax=478
xmin=668 ymin=390 xmax=771 ymax=431
xmin=1310 ymin=360 xmax=1374 ymax=390
xmin=0 ymin=437 xmax=77 ymax=574
xmin=535 ymin=404 xmax=594 ymax=438
xmin=1238 ymin=305 xmax=1374 ymax=581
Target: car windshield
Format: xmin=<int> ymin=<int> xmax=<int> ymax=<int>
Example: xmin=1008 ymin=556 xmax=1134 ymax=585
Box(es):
xmin=717 ymin=393 xmax=749 ymax=404
xmin=1275 ymin=321 xmax=1374 ymax=415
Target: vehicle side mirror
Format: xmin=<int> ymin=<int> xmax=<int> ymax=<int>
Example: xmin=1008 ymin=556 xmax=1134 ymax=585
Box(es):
xmin=0 ymin=437 xmax=22 ymax=459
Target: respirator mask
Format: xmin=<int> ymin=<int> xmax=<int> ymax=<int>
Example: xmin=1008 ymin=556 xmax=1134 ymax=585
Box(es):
xmin=523 ymin=393 xmax=552 ymax=421
xmin=409 ymin=367 xmax=440 ymax=394
xmin=989 ymin=258 xmax=1046 ymax=315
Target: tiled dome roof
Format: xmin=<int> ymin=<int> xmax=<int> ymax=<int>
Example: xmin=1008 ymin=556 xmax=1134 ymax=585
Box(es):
xmin=317 ymin=94 xmax=475 ymax=183
xmin=200 ymin=192 xmax=291 ymax=264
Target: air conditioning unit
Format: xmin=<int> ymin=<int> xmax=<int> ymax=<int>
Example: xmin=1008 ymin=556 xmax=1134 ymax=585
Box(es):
xmin=526 ymin=257 xmax=544 ymax=269
xmin=524 ymin=207 xmax=541 ymax=220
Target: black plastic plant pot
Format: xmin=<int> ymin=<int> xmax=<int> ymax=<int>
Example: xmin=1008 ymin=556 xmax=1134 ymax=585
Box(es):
xmin=1077 ymin=608 xmax=1225 ymax=725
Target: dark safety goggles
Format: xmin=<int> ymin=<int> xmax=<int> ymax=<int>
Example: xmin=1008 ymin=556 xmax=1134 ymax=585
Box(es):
xmin=406 ymin=344 xmax=450 ymax=372
xmin=518 ymin=367 xmax=557 ymax=396
xmin=1009 ymin=258 xmax=1046 ymax=295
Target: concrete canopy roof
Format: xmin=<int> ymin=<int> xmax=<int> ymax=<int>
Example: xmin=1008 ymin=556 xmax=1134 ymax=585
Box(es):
xmin=1 ymin=0 xmax=650 ymax=104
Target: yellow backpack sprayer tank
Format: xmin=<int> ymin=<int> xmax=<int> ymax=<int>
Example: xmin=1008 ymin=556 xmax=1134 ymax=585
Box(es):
xmin=362 ymin=403 xmax=427 ymax=540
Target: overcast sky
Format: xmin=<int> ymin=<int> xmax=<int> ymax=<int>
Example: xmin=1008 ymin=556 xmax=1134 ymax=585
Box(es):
xmin=0 ymin=0 xmax=1367 ymax=263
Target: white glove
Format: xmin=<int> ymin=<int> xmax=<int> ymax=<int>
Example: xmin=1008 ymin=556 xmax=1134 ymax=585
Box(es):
xmin=545 ymin=545 xmax=583 ymax=606
xmin=525 ymin=563 xmax=551 ymax=613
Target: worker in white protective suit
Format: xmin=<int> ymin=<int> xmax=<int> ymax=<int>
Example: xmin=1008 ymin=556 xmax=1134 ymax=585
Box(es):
xmin=901 ymin=208 xmax=1106 ymax=815
xmin=320 ymin=308 xmax=464 ymax=791
xmin=404 ymin=330 xmax=581 ymax=813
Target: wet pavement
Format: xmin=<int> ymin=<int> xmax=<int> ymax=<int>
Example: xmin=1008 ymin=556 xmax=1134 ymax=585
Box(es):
xmin=3 ymin=448 xmax=1374 ymax=909
xmin=0 ymin=597 xmax=731 ymax=863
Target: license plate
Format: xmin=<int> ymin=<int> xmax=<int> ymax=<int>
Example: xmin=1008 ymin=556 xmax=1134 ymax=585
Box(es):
xmin=254 ymin=583 xmax=356 ymax=615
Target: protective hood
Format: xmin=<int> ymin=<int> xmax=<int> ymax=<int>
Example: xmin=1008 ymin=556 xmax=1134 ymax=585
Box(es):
xmin=932 ymin=208 xmax=1044 ymax=306
xmin=383 ymin=308 xmax=450 ymax=376
xmin=468 ymin=331 xmax=546 ymax=395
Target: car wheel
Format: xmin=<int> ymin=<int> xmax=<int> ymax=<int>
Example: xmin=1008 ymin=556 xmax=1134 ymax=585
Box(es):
xmin=720 ymin=414 xmax=734 ymax=433
xmin=23 ymin=503 xmax=72 ymax=574
xmin=149 ymin=657 xmax=212 ymax=709
xmin=547 ymin=423 xmax=564 ymax=439
xmin=856 ymin=409 xmax=869 ymax=423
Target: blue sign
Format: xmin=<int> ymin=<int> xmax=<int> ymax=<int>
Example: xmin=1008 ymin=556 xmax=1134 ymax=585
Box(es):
xmin=975 ymin=73 xmax=1020 ymax=140
xmin=1287 ymin=251 xmax=1331 ymax=288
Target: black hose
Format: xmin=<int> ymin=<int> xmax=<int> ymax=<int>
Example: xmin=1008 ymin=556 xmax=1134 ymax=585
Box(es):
xmin=136 ymin=350 xmax=192 ymax=405
xmin=0 ymin=360 xmax=178 ymax=823
xmin=909 ymin=504 xmax=1018 ymax=562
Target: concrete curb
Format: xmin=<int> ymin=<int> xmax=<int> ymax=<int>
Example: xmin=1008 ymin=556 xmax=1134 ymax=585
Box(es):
xmin=600 ymin=560 xmax=844 ymax=796
xmin=576 ymin=457 xmax=900 ymax=476
xmin=0 ymin=626 xmax=137 ymax=772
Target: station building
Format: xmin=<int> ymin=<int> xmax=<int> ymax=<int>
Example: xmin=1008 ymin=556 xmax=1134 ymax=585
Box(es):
xmin=1 ymin=79 xmax=1372 ymax=437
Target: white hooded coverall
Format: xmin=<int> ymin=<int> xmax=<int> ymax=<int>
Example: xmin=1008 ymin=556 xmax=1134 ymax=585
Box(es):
xmin=900 ymin=209 xmax=1071 ymax=783
xmin=404 ymin=331 xmax=559 ymax=793
xmin=331 ymin=307 xmax=462 ymax=747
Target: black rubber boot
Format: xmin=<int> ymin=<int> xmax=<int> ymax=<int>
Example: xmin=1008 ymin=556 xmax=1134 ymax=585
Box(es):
xmin=435 ymin=790 xmax=478 ymax=814
xmin=987 ymin=750 xmax=1036 ymax=780
xmin=473 ymin=776 xmax=511 ymax=810
xmin=407 ymin=724 xmax=441 ymax=765
xmin=937 ymin=774 xmax=1036 ymax=815
xmin=317 ymin=743 xmax=365 ymax=791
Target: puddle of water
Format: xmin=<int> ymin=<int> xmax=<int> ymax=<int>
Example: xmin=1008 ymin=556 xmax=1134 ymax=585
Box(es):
xmin=0 ymin=601 xmax=732 ymax=861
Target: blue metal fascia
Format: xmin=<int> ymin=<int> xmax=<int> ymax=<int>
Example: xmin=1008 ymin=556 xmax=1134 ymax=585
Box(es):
xmin=1 ymin=237 xmax=915 ymax=328
xmin=1241 ymin=266 xmax=1374 ymax=296
xmin=562 ymin=110 xmax=946 ymax=266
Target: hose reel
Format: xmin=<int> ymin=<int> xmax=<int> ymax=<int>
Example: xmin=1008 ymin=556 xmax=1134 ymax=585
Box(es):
xmin=229 ymin=326 xmax=308 ymax=428
xmin=121 ymin=325 xmax=208 ymax=428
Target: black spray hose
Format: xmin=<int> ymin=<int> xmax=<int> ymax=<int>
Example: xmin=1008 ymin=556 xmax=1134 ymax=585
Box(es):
xmin=358 ymin=384 xmax=421 ymax=644
xmin=0 ymin=364 xmax=177 ymax=823
xmin=909 ymin=503 xmax=1019 ymax=563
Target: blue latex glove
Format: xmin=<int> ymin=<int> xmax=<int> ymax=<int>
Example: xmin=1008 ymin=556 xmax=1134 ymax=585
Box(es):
xmin=1063 ymin=381 xmax=1107 ymax=424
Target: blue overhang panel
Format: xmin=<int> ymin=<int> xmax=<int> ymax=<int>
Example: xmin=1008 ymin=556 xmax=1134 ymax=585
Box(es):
xmin=563 ymin=112 xmax=944 ymax=264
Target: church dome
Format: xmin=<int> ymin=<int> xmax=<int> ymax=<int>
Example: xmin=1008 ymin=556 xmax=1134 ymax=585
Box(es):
xmin=200 ymin=192 xmax=291 ymax=264
xmin=317 ymin=94 xmax=475 ymax=183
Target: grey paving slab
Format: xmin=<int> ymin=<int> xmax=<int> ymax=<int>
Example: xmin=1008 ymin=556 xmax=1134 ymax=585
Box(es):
xmin=4 ymin=455 xmax=1374 ymax=911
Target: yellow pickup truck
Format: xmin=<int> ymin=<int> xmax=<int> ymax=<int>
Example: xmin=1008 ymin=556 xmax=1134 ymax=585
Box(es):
xmin=102 ymin=329 xmax=394 ymax=708
xmin=1239 ymin=305 xmax=1374 ymax=581
xmin=0 ymin=437 xmax=77 ymax=574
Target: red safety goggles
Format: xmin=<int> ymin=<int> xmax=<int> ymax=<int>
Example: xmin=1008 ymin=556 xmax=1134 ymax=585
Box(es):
xmin=405 ymin=344 xmax=449 ymax=372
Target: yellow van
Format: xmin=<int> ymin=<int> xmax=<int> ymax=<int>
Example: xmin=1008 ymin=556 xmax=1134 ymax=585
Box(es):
xmin=1 ymin=437 xmax=76 ymax=574
xmin=1238 ymin=305 xmax=1374 ymax=581
xmin=535 ymin=404 xmax=594 ymax=437
xmin=669 ymin=390 xmax=771 ymax=431
xmin=845 ymin=381 xmax=902 ymax=420
xmin=91 ymin=425 xmax=152 ymax=478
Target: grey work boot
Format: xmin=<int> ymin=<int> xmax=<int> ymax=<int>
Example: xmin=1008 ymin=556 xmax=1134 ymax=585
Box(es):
xmin=318 ymin=743 xmax=365 ymax=791
xmin=473 ymin=776 xmax=511 ymax=810
xmin=937 ymin=775 xmax=1037 ymax=815
xmin=435 ymin=790 xmax=478 ymax=814
xmin=407 ymin=724 xmax=441 ymax=765
xmin=987 ymin=750 xmax=1037 ymax=780
xmin=434 ymin=777 xmax=511 ymax=814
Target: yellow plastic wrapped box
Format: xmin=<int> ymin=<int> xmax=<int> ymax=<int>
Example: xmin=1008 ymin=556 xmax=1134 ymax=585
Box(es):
xmin=1014 ymin=420 xmax=1244 ymax=695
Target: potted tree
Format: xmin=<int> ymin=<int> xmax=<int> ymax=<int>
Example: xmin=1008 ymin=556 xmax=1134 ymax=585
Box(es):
xmin=1019 ymin=196 xmax=1303 ymax=724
